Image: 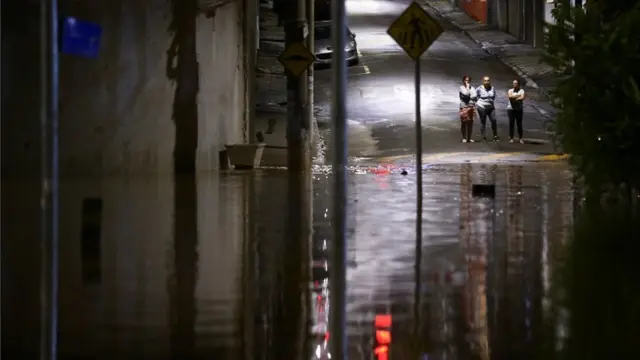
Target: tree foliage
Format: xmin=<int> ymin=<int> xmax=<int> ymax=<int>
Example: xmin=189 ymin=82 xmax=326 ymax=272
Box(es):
xmin=543 ymin=0 xmax=640 ymax=192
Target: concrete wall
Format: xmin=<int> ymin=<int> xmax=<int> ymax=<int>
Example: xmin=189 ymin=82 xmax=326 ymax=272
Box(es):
xmin=507 ymin=0 xmax=523 ymax=39
xmin=492 ymin=0 xmax=510 ymax=31
xmin=1 ymin=0 xmax=256 ymax=176
xmin=503 ymin=0 xmax=546 ymax=47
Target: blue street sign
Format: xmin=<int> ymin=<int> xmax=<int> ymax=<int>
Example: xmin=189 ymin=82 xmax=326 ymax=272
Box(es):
xmin=61 ymin=17 xmax=102 ymax=58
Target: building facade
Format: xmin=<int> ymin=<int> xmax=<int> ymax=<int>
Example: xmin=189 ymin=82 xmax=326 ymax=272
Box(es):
xmin=457 ymin=0 xmax=569 ymax=49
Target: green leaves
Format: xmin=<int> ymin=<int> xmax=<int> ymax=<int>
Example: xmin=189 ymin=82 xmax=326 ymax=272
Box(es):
xmin=622 ymin=77 xmax=640 ymax=104
xmin=543 ymin=1 xmax=640 ymax=191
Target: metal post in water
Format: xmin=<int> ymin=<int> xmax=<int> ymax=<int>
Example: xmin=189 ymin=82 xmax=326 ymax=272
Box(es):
xmin=282 ymin=0 xmax=312 ymax=357
xmin=330 ymin=0 xmax=348 ymax=357
xmin=414 ymin=60 xmax=423 ymax=272
xmin=413 ymin=57 xmax=424 ymax=350
xmin=40 ymin=0 xmax=60 ymax=359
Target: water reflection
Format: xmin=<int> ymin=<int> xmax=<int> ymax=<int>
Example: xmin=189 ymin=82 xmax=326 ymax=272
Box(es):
xmin=2 ymin=163 xmax=579 ymax=359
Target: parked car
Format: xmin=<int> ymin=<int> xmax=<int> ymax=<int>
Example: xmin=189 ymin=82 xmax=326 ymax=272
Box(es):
xmin=313 ymin=20 xmax=359 ymax=67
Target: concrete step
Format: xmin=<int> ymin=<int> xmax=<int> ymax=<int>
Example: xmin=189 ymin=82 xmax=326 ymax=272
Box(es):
xmin=260 ymin=30 xmax=284 ymax=42
xmin=259 ymin=40 xmax=285 ymax=54
xmin=257 ymin=55 xmax=285 ymax=74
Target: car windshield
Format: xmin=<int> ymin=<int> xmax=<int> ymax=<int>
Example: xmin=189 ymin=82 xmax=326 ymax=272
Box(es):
xmin=315 ymin=26 xmax=351 ymax=40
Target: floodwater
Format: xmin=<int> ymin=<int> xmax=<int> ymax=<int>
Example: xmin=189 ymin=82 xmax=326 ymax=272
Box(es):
xmin=2 ymin=162 xmax=577 ymax=359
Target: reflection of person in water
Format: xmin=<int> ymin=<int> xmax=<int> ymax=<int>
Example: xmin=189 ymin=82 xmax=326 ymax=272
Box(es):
xmin=407 ymin=14 xmax=425 ymax=49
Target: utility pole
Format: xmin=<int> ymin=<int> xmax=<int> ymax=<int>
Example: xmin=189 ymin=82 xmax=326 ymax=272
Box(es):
xmin=277 ymin=0 xmax=313 ymax=359
xmin=307 ymin=0 xmax=315 ymax=150
xmin=330 ymin=0 xmax=348 ymax=359
xmin=40 ymin=0 xmax=60 ymax=359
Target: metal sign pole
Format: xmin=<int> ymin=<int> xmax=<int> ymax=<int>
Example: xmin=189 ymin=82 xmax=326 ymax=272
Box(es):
xmin=330 ymin=0 xmax=348 ymax=357
xmin=40 ymin=0 xmax=60 ymax=359
xmin=413 ymin=56 xmax=424 ymax=347
xmin=415 ymin=58 xmax=423 ymax=253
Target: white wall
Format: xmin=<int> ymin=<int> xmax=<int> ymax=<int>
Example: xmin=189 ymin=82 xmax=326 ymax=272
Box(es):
xmin=196 ymin=2 xmax=250 ymax=170
xmin=544 ymin=0 xmax=555 ymax=24
xmin=2 ymin=0 xmax=254 ymax=176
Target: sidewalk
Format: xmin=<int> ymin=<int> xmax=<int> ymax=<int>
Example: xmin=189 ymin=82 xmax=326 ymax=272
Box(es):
xmin=259 ymin=2 xmax=285 ymax=42
xmin=256 ymin=54 xmax=286 ymax=107
xmin=256 ymin=2 xmax=287 ymax=108
xmin=421 ymin=0 xmax=556 ymax=100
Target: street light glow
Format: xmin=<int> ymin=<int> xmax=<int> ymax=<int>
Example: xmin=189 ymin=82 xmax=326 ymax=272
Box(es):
xmin=346 ymin=0 xmax=407 ymax=16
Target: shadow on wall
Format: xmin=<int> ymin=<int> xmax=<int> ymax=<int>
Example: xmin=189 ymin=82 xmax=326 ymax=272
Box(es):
xmin=167 ymin=0 xmax=200 ymax=173
xmin=1 ymin=1 xmax=42 ymax=177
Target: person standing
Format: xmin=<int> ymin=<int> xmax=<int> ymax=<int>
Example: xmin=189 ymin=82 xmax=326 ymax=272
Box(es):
xmin=475 ymin=76 xmax=499 ymax=141
xmin=507 ymin=79 xmax=526 ymax=143
xmin=459 ymin=75 xmax=477 ymax=143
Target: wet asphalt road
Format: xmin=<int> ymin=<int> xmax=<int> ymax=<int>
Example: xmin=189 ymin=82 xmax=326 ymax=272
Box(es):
xmin=313 ymin=0 xmax=555 ymax=160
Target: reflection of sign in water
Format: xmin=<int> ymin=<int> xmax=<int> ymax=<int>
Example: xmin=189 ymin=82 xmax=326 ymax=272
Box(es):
xmin=61 ymin=17 xmax=103 ymax=58
xmin=277 ymin=42 xmax=316 ymax=77
xmin=387 ymin=2 xmax=444 ymax=60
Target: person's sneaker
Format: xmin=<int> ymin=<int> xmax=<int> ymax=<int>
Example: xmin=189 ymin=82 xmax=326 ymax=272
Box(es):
xmin=493 ymin=136 xmax=500 ymax=142
xmin=509 ymin=138 xmax=514 ymax=143
xmin=462 ymin=139 xmax=467 ymax=143
xmin=468 ymin=139 xmax=475 ymax=143
xmin=519 ymin=139 xmax=525 ymax=144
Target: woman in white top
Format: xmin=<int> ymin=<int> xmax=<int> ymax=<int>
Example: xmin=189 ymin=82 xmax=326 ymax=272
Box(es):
xmin=459 ymin=75 xmax=477 ymax=143
xmin=507 ymin=79 xmax=526 ymax=143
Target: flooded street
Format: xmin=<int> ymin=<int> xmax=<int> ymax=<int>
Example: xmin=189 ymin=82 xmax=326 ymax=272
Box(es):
xmin=2 ymin=162 xmax=576 ymax=359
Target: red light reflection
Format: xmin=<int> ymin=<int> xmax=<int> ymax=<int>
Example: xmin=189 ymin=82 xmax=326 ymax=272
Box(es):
xmin=375 ymin=314 xmax=392 ymax=328
xmin=376 ymin=330 xmax=391 ymax=344
xmin=374 ymin=345 xmax=388 ymax=360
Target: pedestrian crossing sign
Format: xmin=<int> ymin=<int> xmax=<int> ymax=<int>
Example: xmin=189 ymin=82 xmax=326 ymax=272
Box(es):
xmin=387 ymin=2 xmax=444 ymax=61
xmin=278 ymin=42 xmax=315 ymax=77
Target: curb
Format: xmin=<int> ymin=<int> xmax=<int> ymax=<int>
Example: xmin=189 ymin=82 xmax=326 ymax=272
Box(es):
xmin=375 ymin=151 xmax=569 ymax=164
xmin=259 ymin=40 xmax=286 ymax=54
xmin=421 ymin=2 xmax=540 ymax=91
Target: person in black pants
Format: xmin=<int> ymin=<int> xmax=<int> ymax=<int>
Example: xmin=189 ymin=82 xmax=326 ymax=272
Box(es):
xmin=475 ymin=76 xmax=499 ymax=141
xmin=507 ymin=79 xmax=526 ymax=143
xmin=459 ymin=75 xmax=477 ymax=143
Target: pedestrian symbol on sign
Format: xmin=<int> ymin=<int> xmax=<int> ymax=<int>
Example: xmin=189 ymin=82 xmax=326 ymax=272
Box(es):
xmin=407 ymin=13 xmax=426 ymax=49
xmin=387 ymin=2 xmax=443 ymax=60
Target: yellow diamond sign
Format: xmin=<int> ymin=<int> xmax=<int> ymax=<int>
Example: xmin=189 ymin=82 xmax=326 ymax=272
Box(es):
xmin=278 ymin=42 xmax=315 ymax=77
xmin=387 ymin=2 xmax=444 ymax=61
